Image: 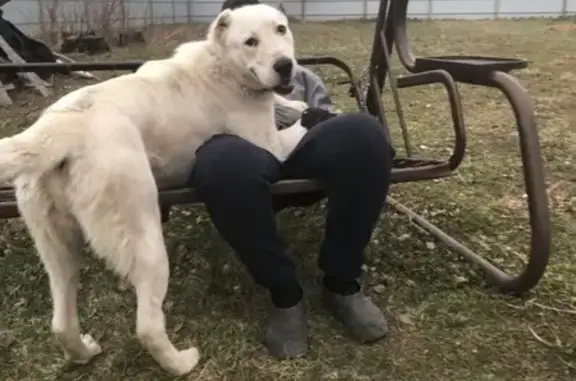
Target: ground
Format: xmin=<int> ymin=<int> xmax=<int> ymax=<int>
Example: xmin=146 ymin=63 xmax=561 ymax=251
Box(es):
xmin=0 ymin=18 xmax=575 ymax=381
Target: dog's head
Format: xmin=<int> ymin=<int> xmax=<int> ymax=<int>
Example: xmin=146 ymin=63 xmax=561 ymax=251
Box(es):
xmin=208 ymin=4 xmax=296 ymax=93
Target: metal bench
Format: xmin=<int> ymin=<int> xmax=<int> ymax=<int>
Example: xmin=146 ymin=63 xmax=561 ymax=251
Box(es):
xmin=0 ymin=0 xmax=550 ymax=296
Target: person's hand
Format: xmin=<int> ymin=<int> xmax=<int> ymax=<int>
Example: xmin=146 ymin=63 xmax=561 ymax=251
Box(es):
xmin=300 ymin=107 xmax=338 ymax=130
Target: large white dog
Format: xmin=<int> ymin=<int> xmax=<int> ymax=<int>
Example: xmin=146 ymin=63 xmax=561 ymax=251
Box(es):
xmin=0 ymin=4 xmax=309 ymax=376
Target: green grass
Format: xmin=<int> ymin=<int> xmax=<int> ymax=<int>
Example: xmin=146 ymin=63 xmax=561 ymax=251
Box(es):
xmin=1 ymin=19 xmax=575 ymax=380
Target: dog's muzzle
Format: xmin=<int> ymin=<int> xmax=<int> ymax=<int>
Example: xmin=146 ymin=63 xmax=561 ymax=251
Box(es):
xmin=272 ymin=57 xmax=294 ymax=95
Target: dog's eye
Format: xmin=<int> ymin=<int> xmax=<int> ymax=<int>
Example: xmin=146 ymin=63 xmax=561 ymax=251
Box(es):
xmin=244 ymin=37 xmax=259 ymax=47
xmin=276 ymin=25 xmax=287 ymax=35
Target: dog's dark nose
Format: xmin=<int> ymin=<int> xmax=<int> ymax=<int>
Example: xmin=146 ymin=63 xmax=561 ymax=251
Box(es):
xmin=273 ymin=57 xmax=293 ymax=78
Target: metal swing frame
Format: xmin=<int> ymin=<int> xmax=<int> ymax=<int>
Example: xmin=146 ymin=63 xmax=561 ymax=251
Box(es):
xmin=0 ymin=0 xmax=550 ymax=295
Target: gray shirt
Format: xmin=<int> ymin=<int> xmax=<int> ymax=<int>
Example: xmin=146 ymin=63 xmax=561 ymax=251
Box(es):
xmin=274 ymin=65 xmax=336 ymax=129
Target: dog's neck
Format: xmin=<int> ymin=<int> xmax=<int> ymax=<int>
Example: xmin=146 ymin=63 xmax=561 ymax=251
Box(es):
xmin=240 ymin=84 xmax=275 ymax=98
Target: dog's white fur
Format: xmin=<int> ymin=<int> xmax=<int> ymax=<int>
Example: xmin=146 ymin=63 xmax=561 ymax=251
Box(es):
xmin=0 ymin=4 xmax=309 ymax=376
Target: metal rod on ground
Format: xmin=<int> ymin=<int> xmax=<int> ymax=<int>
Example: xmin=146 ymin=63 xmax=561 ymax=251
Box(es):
xmin=387 ymin=196 xmax=511 ymax=282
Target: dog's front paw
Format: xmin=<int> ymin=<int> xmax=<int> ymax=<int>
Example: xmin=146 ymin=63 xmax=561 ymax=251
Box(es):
xmin=287 ymin=100 xmax=309 ymax=113
xmin=164 ymin=347 xmax=200 ymax=376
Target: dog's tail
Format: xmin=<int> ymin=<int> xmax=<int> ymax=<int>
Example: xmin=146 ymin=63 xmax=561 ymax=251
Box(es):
xmin=0 ymin=114 xmax=82 ymax=185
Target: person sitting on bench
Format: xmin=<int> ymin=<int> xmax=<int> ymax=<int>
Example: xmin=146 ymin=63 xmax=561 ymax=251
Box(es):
xmin=188 ymin=0 xmax=395 ymax=359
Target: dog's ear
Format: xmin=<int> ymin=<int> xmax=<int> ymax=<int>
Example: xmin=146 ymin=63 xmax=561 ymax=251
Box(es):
xmin=208 ymin=9 xmax=232 ymax=44
xmin=216 ymin=9 xmax=232 ymax=30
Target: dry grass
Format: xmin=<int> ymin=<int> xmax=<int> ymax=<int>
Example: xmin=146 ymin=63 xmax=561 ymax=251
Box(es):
xmin=0 ymin=18 xmax=575 ymax=381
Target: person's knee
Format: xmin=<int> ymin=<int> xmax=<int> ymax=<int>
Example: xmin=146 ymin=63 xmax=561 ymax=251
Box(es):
xmin=191 ymin=134 xmax=281 ymax=197
xmin=323 ymin=113 xmax=394 ymax=165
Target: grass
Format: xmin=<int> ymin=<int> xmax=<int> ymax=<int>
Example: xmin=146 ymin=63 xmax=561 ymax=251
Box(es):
xmin=1 ymin=18 xmax=575 ymax=381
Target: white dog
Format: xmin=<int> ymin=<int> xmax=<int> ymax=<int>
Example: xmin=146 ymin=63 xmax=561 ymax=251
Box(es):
xmin=0 ymin=4 xmax=308 ymax=376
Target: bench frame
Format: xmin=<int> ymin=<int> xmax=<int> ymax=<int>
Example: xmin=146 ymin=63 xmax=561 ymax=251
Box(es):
xmin=0 ymin=0 xmax=550 ymax=296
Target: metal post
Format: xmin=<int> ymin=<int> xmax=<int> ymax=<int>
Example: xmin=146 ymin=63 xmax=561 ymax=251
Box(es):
xmin=148 ymin=0 xmax=155 ymax=25
xmin=187 ymin=0 xmax=192 ymax=23
xmin=494 ymin=0 xmax=501 ymax=19
xmin=172 ymin=0 xmax=176 ymax=23
xmin=301 ymin=0 xmax=306 ymax=21
xmin=427 ymin=0 xmax=433 ymax=20
xmin=562 ymin=0 xmax=568 ymax=16
xmin=37 ymin=0 xmax=45 ymax=37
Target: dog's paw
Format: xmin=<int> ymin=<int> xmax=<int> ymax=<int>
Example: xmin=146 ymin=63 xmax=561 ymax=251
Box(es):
xmin=165 ymin=347 xmax=200 ymax=376
xmin=287 ymin=100 xmax=309 ymax=113
xmin=81 ymin=334 xmax=103 ymax=356
xmin=66 ymin=334 xmax=103 ymax=364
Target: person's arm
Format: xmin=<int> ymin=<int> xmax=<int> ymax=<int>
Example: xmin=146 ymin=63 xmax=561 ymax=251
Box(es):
xmin=297 ymin=66 xmax=337 ymax=112
xmin=275 ymin=65 xmax=338 ymax=129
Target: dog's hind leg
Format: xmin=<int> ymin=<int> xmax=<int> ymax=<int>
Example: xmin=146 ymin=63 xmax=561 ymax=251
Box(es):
xmin=72 ymin=156 xmax=199 ymax=376
xmin=15 ymin=177 xmax=102 ymax=364
xmin=129 ymin=226 xmax=200 ymax=376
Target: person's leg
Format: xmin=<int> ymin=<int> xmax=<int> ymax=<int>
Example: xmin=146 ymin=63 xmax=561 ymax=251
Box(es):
xmin=281 ymin=112 xmax=394 ymax=342
xmin=188 ymin=134 xmax=307 ymax=358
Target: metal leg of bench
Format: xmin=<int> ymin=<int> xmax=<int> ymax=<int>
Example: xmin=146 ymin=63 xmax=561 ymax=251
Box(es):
xmin=388 ymin=196 xmax=541 ymax=296
xmin=160 ymin=204 xmax=171 ymax=223
xmin=387 ymin=196 xmax=511 ymax=285
xmin=386 ymin=71 xmax=551 ymax=296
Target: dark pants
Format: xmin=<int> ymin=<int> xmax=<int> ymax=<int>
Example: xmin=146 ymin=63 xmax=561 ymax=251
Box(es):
xmin=189 ymin=113 xmax=394 ymax=293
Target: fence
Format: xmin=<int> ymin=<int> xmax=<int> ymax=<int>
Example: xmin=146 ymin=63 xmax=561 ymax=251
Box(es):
xmin=3 ymin=0 xmax=576 ymax=34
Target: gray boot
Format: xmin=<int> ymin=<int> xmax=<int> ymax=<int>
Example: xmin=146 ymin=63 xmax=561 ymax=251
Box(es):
xmin=263 ymin=300 xmax=309 ymax=358
xmin=322 ymin=288 xmax=388 ymax=343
